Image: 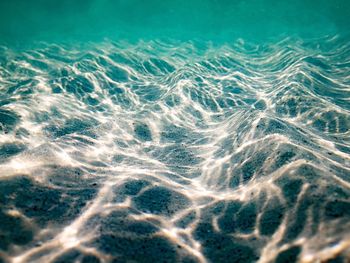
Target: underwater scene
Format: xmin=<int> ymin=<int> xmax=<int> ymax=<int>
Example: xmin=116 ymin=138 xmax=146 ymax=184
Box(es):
xmin=0 ymin=0 xmax=350 ymax=262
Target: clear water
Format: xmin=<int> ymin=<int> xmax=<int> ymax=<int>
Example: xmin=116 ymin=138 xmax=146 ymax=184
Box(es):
xmin=0 ymin=1 xmax=350 ymax=263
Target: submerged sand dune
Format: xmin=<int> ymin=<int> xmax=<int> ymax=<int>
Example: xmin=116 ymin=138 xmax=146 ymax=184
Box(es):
xmin=0 ymin=37 xmax=349 ymax=262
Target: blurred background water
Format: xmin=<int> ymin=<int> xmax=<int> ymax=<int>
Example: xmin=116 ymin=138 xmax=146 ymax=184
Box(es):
xmin=0 ymin=0 xmax=349 ymax=44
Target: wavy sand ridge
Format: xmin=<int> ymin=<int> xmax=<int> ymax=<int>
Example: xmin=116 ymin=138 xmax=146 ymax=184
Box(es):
xmin=0 ymin=36 xmax=349 ymax=262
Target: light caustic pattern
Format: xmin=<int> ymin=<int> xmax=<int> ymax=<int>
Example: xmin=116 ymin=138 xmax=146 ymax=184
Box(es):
xmin=0 ymin=36 xmax=350 ymax=263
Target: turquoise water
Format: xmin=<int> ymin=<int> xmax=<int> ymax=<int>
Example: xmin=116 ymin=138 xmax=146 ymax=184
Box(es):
xmin=0 ymin=1 xmax=350 ymax=263
xmin=0 ymin=0 xmax=349 ymax=43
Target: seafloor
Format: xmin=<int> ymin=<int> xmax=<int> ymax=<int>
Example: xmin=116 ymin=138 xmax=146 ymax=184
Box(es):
xmin=0 ymin=36 xmax=350 ymax=262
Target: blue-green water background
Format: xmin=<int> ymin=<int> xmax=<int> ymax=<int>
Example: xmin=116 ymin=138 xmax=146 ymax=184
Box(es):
xmin=1 ymin=0 xmax=349 ymax=44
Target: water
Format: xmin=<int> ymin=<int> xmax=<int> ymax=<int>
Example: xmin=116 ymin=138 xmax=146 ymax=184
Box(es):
xmin=0 ymin=0 xmax=349 ymax=44
xmin=0 ymin=1 xmax=350 ymax=263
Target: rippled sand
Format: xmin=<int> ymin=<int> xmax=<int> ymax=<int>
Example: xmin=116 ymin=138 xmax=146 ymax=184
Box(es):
xmin=0 ymin=36 xmax=349 ymax=262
